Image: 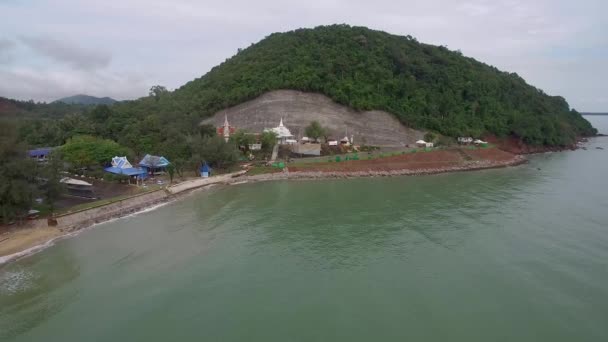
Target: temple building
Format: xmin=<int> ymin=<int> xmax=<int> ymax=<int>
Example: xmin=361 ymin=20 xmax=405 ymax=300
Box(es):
xmin=217 ymin=115 xmax=236 ymax=142
xmin=265 ymin=118 xmax=295 ymax=144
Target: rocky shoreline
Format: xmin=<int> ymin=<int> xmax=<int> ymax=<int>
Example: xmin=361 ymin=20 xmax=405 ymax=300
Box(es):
xmin=245 ymin=155 xmax=527 ymax=181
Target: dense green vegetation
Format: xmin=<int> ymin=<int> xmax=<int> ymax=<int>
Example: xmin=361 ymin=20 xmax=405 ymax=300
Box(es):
xmin=172 ymin=24 xmax=596 ymax=145
xmin=8 ymin=25 xmax=598 ymax=158
xmin=0 ymin=121 xmax=64 ymax=223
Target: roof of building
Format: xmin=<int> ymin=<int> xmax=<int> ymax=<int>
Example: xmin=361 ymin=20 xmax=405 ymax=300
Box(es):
xmin=111 ymin=156 xmax=133 ymax=169
xmin=104 ymin=166 xmax=147 ymax=176
xmin=28 ymin=147 xmax=53 ymax=157
xmin=416 ymin=140 xmax=426 ymax=144
xmin=139 ymin=155 xmax=170 ymax=168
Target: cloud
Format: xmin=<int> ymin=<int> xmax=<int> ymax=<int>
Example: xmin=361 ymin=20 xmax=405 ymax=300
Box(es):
xmin=0 ymin=38 xmax=16 ymax=63
xmin=18 ymin=36 xmax=111 ymax=71
xmin=0 ymin=0 xmax=606 ymax=110
xmin=0 ymin=67 xmax=149 ymax=102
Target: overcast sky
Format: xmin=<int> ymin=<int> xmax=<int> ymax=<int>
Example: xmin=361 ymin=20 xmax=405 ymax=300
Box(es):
xmin=0 ymin=0 xmax=606 ymax=111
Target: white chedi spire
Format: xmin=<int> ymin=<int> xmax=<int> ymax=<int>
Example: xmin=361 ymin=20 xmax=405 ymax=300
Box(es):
xmin=222 ymin=114 xmax=231 ymax=142
xmin=279 ymin=117 xmax=284 ymax=127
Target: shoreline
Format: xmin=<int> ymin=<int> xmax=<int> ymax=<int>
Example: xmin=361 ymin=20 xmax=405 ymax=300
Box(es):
xmin=0 ymin=152 xmax=526 ymax=266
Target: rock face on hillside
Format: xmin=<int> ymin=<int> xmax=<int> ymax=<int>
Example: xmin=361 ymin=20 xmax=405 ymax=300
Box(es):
xmin=201 ymin=90 xmax=425 ymax=147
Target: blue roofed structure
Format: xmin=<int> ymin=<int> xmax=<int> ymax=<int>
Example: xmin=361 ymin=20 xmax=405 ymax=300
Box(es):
xmin=139 ymin=155 xmax=170 ymax=175
xmin=104 ymin=156 xmax=146 ymax=179
xmin=103 ymin=166 xmax=146 ymax=176
xmin=28 ymin=147 xmax=53 ymax=161
xmin=139 ymin=155 xmax=170 ymax=168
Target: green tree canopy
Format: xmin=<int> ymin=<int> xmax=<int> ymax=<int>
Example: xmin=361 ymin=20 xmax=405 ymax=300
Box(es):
xmin=304 ymin=121 xmax=328 ymax=142
xmin=0 ymin=121 xmax=37 ymax=223
xmin=60 ymin=135 xmax=130 ymax=169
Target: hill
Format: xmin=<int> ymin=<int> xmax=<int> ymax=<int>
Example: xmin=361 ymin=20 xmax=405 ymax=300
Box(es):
xmin=55 ymin=94 xmax=117 ymax=105
xmin=169 ymin=24 xmax=595 ymax=146
xmin=581 ymin=112 xmax=608 ymax=116
xmin=11 ymin=25 xmax=598 ymax=155
xmin=0 ymin=96 xmax=86 ymax=120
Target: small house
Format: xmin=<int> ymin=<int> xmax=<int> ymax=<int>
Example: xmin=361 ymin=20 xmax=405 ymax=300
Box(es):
xmin=328 ymin=140 xmax=338 ymax=146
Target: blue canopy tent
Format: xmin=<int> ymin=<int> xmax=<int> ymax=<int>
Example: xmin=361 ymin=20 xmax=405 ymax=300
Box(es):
xmin=104 ymin=156 xmax=147 ymax=184
xmin=139 ymin=155 xmax=170 ymax=175
xmin=200 ymin=163 xmax=211 ymax=178
xmin=104 ymin=166 xmax=147 ymax=177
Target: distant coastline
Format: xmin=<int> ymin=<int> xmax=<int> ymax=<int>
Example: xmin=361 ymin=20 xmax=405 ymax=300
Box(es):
xmin=582 ymin=112 xmax=608 ymax=116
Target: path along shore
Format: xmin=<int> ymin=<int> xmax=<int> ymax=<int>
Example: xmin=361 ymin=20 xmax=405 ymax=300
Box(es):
xmin=0 ymin=149 xmax=526 ymax=264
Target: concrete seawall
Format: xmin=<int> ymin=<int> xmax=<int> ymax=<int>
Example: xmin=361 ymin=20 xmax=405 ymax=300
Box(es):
xmin=27 ymin=171 xmax=247 ymax=233
xmin=54 ymin=189 xmax=169 ymax=231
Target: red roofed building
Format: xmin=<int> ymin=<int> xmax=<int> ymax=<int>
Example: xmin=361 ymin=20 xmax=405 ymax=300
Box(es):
xmin=217 ymin=115 xmax=236 ymax=142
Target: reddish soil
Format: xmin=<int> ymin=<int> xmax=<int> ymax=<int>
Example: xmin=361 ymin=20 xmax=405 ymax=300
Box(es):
xmin=288 ymin=148 xmax=519 ymax=173
xmin=463 ymin=147 xmax=517 ymax=162
xmin=484 ymin=135 xmax=576 ymax=154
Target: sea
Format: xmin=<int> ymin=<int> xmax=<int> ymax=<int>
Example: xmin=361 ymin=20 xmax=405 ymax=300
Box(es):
xmin=1 ymin=116 xmax=607 ymax=341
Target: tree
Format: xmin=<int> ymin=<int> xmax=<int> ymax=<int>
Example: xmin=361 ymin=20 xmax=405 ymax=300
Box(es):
xmin=260 ymin=131 xmax=278 ymax=153
xmin=149 ymin=85 xmax=169 ymax=100
xmin=61 ymin=135 xmax=129 ymax=169
xmin=230 ymin=129 xmax=256 ymax=152
xmin=304 ymin=120 xmax=328 ymax=142
xmin=193 ymin=135 xmax=239 ymax=169
xmin=0 ymin=121 xmax=36 ymax=223
xmin=166 ymin=163 xmax=175 ymax=183
xmin=424 ymin=132 xmax=437 ymax=142
xmin=40 ymin=151 xmax=65 ymax=212
xmin=199 ymin=124 xmax=217 ymax=138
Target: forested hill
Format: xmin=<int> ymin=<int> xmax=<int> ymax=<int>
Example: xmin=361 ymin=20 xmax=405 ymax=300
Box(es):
xmin=12 ymin=25 xmax=597 ymax=153
xmin=169 ymin=24 xmax=595 ymax=145
xmin=55 ymin=94 xmax=117 ymax=105
xmin=0 ymin=96 xmax=87 ymax=119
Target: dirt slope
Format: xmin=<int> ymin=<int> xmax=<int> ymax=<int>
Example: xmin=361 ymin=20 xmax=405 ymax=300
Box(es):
xmin=201 ymin=90 xmax=425 ymax=147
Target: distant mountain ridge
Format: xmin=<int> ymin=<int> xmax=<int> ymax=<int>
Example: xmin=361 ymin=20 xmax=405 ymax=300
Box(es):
xmin=54 ymin=94 xmax=117 ymax=105
xmin=582 ymin=112 xmax=608 ymax=116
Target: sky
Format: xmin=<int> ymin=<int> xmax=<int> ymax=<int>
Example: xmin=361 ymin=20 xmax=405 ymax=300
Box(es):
xmin=0 ymin=0 xmax=606 ymax=111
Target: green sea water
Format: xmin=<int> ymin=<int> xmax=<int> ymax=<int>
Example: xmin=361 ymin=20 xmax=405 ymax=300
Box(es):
xmin=1 ymin=116 xmax=608 ymax=342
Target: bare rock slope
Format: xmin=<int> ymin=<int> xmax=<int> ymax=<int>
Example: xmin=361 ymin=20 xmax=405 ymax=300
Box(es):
xmin=201 ymin=90 xmax=424 ymax=147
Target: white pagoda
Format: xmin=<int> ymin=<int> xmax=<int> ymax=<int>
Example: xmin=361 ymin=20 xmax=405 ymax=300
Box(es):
xmin=265 ymin=118 xmax=295 ymax=144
